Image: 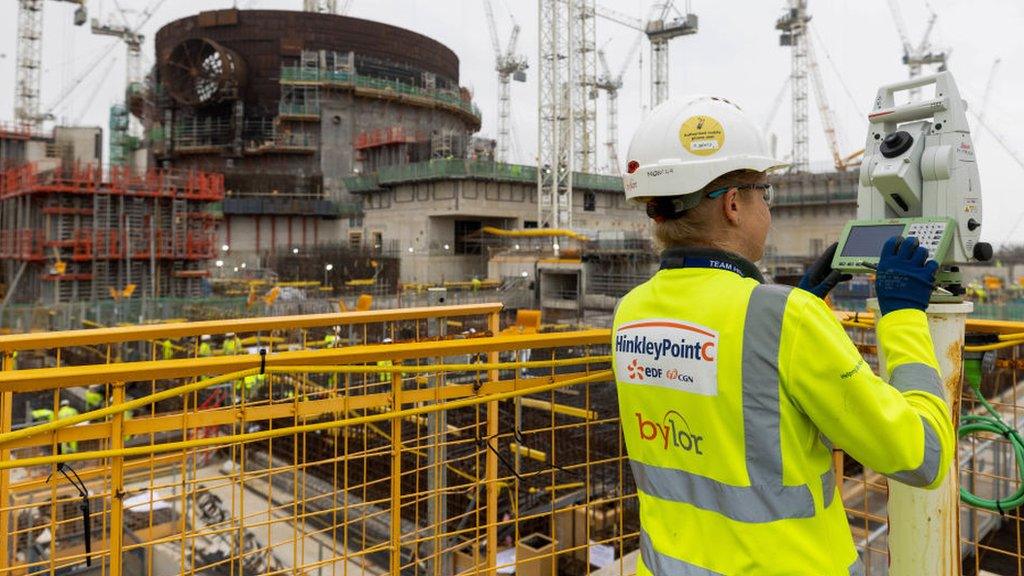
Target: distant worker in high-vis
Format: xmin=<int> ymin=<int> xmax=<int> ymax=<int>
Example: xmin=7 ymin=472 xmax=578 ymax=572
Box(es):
xmin=613 ymin=95 xmax=954 ymax=575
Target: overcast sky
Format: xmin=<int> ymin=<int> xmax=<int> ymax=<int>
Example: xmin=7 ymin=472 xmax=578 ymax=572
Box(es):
xmin=1 ymin=0 xmax=1022 ymax=245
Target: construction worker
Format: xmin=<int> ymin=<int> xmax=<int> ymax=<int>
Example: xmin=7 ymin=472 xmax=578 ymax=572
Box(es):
xmin=614 ymin=95 xmax=954 ymax=575
xmin=85 ymin=385 xmax=104 ymax=412
xmin=325 ymin=327 xmax=342 ymax=387
xmin=471 ymin=276 xmax=482 ymax=292
xmin=57 ymin=399 xmax=79 ymax=454
xmin=376 ymin=337 xmax=394 ymax=384
xmin=238 ymin=374 xmax=257 ymax=401
xmin=161 ymin=338 xmax=174 ymax=360
xmin=198 ymin=335 xmax=213 ymax=357
xmin=30 ymin=407 xmax=54 ymax=424
xmin=223 ymin=333 xmax=240 ymax=356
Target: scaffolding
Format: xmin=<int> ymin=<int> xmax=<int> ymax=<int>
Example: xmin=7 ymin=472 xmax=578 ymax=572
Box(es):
xmin=0 ymin=162 xmax=225 ymax=309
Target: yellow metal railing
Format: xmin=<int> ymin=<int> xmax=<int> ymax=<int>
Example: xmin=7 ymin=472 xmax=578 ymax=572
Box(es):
xmin=7 ymin=305 xmax=1024 ymax=575
xmin=0 ymin=304 xmax=629 ymax=576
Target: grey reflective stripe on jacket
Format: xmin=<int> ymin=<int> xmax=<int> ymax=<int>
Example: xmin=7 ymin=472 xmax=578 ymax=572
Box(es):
xmin=888 ymin=415 xmax=943 ymax=486
xmin=821 ymin=465 xmax=836 ymax=509
xmin=890 ymin=362 xmax=945 ymax=399
xmin=640 ymin=530 xmax=724 ymax=575
xmin=641 ymin=528 xmax=865 ymax=575
xmin=631 ymin=284 xmax=815 ymax=522
xmin=886 ymin=362 xmax=944 ymax=487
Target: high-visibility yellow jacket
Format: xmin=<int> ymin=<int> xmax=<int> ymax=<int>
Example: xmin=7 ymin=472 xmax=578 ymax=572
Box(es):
xmin=612 ymin=248 xmax=954 ymax=576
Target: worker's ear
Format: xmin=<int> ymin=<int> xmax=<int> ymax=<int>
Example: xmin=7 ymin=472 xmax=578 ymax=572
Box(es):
xmin=722 ymin=188 xmax=742 ymax=226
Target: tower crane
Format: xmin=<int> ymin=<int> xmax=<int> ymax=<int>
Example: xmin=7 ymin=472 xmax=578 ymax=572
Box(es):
xmin=15 ymin=0 xmax=88 ymax=128
xmin=976 ymin=58 xmax=1001 ymax=146
xmin=775 ymin=0 xmax=810 ymax=172
xmin=595 ymin=31 xmax=644 ymax=175
xmin=90 ymin=0 xmax=167 ymax=166
xmin=303 ymin=0 xmax=336 ymax=12
xmin=806 ymin=31 xmax=857 ymax=171
xmin=483 ymin=0 xmax=528 ymax=163
xmin=646 ymin=2 xmax=698 ymax=107
xmin=593 ymin=2 xmax=698 ymax=109
xmin=884 ymin=0 xmax=947 ymax=100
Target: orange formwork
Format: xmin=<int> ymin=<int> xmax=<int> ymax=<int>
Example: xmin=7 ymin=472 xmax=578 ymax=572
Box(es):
xmin=0 ymin=162 xmax=225 ymax=305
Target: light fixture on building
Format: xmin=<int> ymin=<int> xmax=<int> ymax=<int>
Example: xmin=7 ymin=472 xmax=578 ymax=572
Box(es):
xmin=408 ymin=247 xmax=414 ymax=253
xmin=221 ymin=244 xmax=230 ymax=252
xmin=292 ymin=247 xmax=299 ymax=254
xmin=521 ymin=271 xmax=529 ymax=278
xmin=240 ymin=262 xmax=247 ymax=269
xmin=325 ymin=263 xmax=334 ymax=271
xmin=233 ymin=267 xmax=239 ymax=272
xmin=215 ymin=260 xmax=224 ymax=267
xmin=552 ymin=243 xmax=560 ymax=251
xmin=443 ymin=244 xmax=450 ymax=251
xmin=514 ymin=244 xmax=520 ymax=250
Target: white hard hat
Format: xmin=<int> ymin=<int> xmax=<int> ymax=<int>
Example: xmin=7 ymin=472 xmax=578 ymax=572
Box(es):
xmin=60 ymin=399 xmax=69 ymax=407
xmin=382 ymin=338 xmax=393 ymax=344
xmin=623 ymin=95 xmax=787 ymax=205
xmin=201 ymin=335 xmax=211 ymax=341
xmin=226 ymin=332 xmax=235 ymax=337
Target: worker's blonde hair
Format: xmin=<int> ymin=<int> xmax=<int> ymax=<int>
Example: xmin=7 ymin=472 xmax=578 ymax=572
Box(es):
xmin=652 ymin=170 xmax=766 ymax=250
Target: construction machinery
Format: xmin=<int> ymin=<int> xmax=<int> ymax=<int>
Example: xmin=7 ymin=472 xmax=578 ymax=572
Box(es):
xmin=595 ymin=32 xmax=644 ymax=175
xmin=645 ymin=1 xmax=698 ymax=107
xmin=14 ymin=0 xmax=88 ymax=128
xmin=776 ymin=0 xmax=811 ymax=172
xmin=483 ymin=0 xmax=528 ymax=164
xmin=885 ymin=0 xmax=947 ymax=100
xmin=537 ymin=0 xmax=576 ymax=230
xmin=594 ymin=2 xmax=698 ymax=109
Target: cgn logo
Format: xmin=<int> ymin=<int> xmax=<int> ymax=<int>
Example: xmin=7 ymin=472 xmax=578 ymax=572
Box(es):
xmin=635 ymin=410 xmax=705 ymax=455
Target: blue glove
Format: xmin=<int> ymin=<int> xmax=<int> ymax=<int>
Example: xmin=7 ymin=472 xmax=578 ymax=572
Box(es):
xmin=875 ymin=235 xmax=939 ymax=316
xmin=799 ymin=242 xmax=852 ymax=298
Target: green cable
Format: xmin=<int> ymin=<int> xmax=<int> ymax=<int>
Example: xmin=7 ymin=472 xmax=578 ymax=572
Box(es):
xmin=959 ymin=364 xmax=1024 ymax=511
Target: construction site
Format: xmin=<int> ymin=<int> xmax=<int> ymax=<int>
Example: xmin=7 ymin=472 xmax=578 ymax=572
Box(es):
xmin=0 ymin=0 xmax=1021 ymax=574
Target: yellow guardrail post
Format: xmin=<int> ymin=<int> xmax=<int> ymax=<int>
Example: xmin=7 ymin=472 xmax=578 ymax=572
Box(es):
xmin=0 ymin=353 xmax=11 ymax=570
xmin=110 ymin=382 xmax=126 ymax=576
xmin=390 ymin=353 xmax=403 ymax=575
xmin=486 ymin=309 xmax=500 ymax=575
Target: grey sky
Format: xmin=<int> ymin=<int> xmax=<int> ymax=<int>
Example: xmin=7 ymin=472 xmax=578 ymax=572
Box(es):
xmin=1 ymin=0 xmax=1022 ymax=245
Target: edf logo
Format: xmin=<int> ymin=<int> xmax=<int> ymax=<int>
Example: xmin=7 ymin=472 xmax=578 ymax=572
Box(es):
xmin=627 ymin=358 xmax=664 ymax=381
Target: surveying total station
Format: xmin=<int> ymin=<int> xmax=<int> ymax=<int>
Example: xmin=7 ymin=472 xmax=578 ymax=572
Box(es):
xmin=832 ymin=71 xmax=992 ymax=298
xmin=836 ymin=70 xmax=991 ymax=575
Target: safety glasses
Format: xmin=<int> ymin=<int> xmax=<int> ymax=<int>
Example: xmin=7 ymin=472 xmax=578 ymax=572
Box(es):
xmin=706 ymin=183 xmax=775 ymax=207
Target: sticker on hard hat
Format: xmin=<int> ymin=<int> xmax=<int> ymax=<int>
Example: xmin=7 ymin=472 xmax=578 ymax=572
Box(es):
xmin=614 ymin=319 xmax=718 ymax=396
xmin=679 ymin=116 xmax=725 ymax=157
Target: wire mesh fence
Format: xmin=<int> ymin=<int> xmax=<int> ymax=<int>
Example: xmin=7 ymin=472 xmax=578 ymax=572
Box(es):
xmin=3 ymin=306 xmax=1024 ymax=574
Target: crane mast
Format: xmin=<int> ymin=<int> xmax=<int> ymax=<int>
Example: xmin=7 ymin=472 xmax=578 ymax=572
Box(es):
xmin=15 ymin=0 xmax=87 ymax=128
xmin=776 ymin=0 xmax=810 ymax=172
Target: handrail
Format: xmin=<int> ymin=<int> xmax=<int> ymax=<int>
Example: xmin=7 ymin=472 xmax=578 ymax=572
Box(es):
xmin=0 ymin=369 xmax=612 ymax=471
xmin=0 ymin=329 xmax=611 ymax=391
xmin=833 ymin=310 xmax=1024 ymax=336
xmin=0 ymin=303 xmax=504 ymax=352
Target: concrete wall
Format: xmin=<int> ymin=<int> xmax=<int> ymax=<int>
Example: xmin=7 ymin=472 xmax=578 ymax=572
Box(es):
xmin=218 ymin=215 xmax=347 ymax=265
xmin=320 ymin=93 xmax=471 ymax=201
xmin=53 ymin=126 xmax=103 ymax=167
xmin=766 ymin=202 xmax=855 ymax=258
xmin=361 ymin=178 xmax=648 ymax=283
